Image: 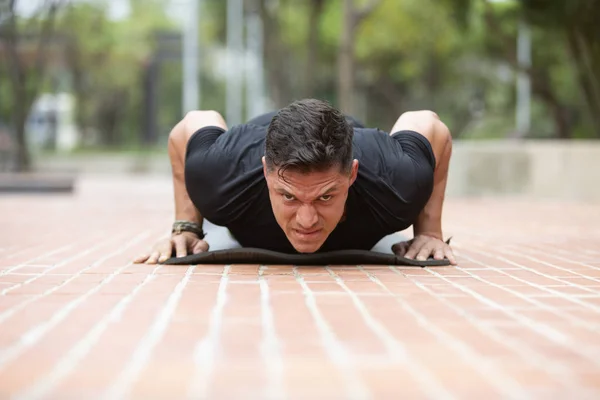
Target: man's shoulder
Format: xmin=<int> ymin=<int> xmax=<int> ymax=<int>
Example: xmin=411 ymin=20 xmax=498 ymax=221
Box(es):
xmin=208 ymin=123 xmax=267 ymax=152
xmin=222 ymin=123 xmax=267 ymax=141
xmin=351 ymin=127 xmax=396 ymax=158
xmin=352 ymin=127 xmax=391 ymax=144
xmin=233 ymin=122 xmax=269 ymax=133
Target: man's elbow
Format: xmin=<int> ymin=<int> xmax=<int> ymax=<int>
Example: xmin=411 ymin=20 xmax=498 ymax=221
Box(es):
xmin=435 ymin=118 xmax=452 ymax=149
xmin=432 ymin=118 xmax=452 ymax=169
xmin=183 ymin=110 xmax=227 ymax=134
xmin=168 ymin=110 xmax=226 ymax=151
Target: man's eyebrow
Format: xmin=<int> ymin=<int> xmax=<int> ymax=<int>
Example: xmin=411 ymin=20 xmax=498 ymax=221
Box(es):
xmin=274 ymin=187 xmax=293 ymax=195
xmin=273 ymin=185 xmax=340 ymax=197
xmin=321 ymin=186 xmax=339 ymax=195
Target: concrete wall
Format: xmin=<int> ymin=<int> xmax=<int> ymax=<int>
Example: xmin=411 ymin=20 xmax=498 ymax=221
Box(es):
xmin=448 ymin=140 xmax=600 ymax=201
xmin=34 ymin=140 xmax=600 ymax=201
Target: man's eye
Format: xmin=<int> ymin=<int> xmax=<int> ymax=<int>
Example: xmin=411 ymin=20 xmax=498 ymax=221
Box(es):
xmin=283 ymin=194 xmax=295 ymax=201
xmin=320 ymin=195 xmax=333 ymax=201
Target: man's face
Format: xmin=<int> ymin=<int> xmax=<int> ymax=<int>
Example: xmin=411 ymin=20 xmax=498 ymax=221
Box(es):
xmin=263 ymin=158 xmax=359 ymax=253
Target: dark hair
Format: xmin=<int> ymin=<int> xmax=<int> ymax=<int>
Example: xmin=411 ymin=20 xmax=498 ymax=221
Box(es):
xmin=265 ymin=99 xmax=354 ymax=179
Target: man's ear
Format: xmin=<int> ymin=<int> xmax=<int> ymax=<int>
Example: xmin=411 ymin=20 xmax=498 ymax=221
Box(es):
xmin=349 ymin=159 xmax=359 ymax=185
xmin=262 ymin=156 xmax=268 ymax=178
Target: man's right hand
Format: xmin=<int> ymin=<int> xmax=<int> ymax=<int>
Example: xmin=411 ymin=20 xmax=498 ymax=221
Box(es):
xmin=134 ymin=232 xmax=209 ymax=264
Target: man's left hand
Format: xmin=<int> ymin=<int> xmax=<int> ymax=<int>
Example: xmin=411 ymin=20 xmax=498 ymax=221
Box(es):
xmin=392 ymin=235 xmax=457 ymax=265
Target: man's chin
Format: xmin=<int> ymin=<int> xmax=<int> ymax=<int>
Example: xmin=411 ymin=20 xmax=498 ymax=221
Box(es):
xmin=288 ymin=236 xmax=325 ymax=253
xmin=292 ymin=243 xmax=322 ymax=253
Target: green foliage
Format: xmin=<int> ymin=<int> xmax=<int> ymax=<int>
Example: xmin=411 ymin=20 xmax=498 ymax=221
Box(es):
xmin=4 ymin=0 xmax=596 ymax=153
xmin=54 ymin=1 xmax=176 ymax=147
xmin=0 ymin=61 xmax=11 ymax=125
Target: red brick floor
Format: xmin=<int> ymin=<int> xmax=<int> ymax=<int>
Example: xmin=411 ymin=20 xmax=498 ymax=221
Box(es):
xmin=0 ymin=174 xmax=599 ymax=399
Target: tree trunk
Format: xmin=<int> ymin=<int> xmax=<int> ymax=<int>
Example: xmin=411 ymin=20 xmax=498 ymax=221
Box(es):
xmin=2 ymin=0 xmax=62 ymax=171
xmin=532 ymin=71 xmax=571 ymax=139
xmin=337 ymin=0 xmax=381 ymax=115
xmin=305 ymin=0 xmax=324 ymax=98
xmin=13 ymin=91 xmax=31 ymax=171
xmin=566 ymin=27 xmax=600 ymax=137
xmin=338 ymin=0 xmax=355 ymax=115
xmin=260 ymin=0 xmax=290 ymax=108
xmin=3 ymin=2 xmax=30 ymax=171
xmin=66 ymin=39 xmax=88 ymax=140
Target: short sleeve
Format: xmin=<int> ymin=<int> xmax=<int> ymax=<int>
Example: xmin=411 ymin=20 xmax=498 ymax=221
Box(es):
xmin=185 ymin=126 xmax=226 ymax=160
xmin=352 ymin=128 xmax=435 ymax=228
xmin=391 ymin=130 xmax=436 ymax=170
xmin=184 ymin=124 xmax=266 ymax=226
xmin=388 ymin=130 xmax=436 ymax=208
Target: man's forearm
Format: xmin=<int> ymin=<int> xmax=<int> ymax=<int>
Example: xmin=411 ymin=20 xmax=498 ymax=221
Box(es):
xmin=168 ymin=110 xmax=229 ymax=227
xmin=413 ymin=121 xmax=452 ymax=240
xmin=168 ymin=119 xmax=203 ymax=225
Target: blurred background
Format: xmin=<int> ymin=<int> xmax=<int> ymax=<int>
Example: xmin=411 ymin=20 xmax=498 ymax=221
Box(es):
xmin=0 ymin=0 xmax=598 ymax=199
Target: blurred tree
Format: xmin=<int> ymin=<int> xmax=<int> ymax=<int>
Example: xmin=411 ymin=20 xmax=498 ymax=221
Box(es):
xmin=0 ymin=0 xmax=66 ymax=171
xmin=305 ymin=0 xmax=325 ymax=98
xmin=260 ymin=0 xmax=287 ymax=108
xmin=444 ymin=0 xmax=599 ymax=138
xmin=5 ymin=0 xmax=591 ymax=155
xmin=56 ymin=0 xmax=175 ymax=148
xmin=521 ymin=0 xmax=600 ymax=137
xmin=337 ymin=0 xmax=381 ymax=115
xmin=353 ymin=0 xmax=468 ymax=130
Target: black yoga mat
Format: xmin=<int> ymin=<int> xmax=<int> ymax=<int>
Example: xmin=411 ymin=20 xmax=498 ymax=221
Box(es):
xmin=162 ymin=221 xmax=451 ymax=266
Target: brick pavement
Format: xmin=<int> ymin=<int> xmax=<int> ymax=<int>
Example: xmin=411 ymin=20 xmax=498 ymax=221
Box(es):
xmin=0 ymin=174 xmax=599 ymax=399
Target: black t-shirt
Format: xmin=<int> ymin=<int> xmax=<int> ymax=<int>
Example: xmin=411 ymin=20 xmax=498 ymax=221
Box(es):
xmin=184 ymin=123 xmax=435 ymax=253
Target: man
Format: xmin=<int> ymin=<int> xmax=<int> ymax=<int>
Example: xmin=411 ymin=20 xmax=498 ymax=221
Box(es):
xmin=135 ymin=99 xmax=456 ymax=265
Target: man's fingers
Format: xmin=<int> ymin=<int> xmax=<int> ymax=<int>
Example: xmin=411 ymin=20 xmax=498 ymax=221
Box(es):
xmin=416 ymin=244 xmax=435 ymax=261
xmin=133 ymin=254 xmax=149 ymax=264
xmin=401 ymin=236 xmax=458 ymax=265
xmin=146 ymin=251 xmax=161 ymax=265
xmin=404 ymin=245 xmax=419 ymax=259
xmin=192 ymin=240 xmax=209 ymax=254
xmin=404 ymin=239 xmax=424 ymax=259
xmin=433 ymin=248 xmax=445 ymax=260
xmin=445 ymin=247 xmax=458 ymax=265
xmin=172 ymin=236 xmax=188 ymax=259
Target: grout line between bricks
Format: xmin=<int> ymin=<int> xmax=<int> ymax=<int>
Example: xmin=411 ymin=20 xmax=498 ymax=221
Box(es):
xmin=102 ymin=265 xmax=196 ymax=400
xmin=456 ymin=253 xmax=600 ymax=331
xmin=258 ymin=266 xmax=285 ymax=400
xmin=0 ymin=244 xmax=76 ymax=277
xmin=0 ymin=230 xmax=77 ymax=263
xmin=503 ymin=244 xmax=600 ymax=278
xmin=0 ymin=230 xmax=132 ymax=296
xmin=361 ymin=266 xmax=529 ymax=399
xmin=325 ymin=267 xmax=455 ymax=400
xmin=0 ymin=231 xmax=153 ymax=373
xmin=464 ymin=246 xmax=600 ymax=308
xmin=396 ymin=267 xmax=591 ymax=392
xmin=524 ymin=243 xmax=600 ymax=267
xmin=292 ymin=266 xmax=371 ymax=400
xmin=0 ymin=230 xmax=148 ymax=326
xmin=422 ymin=264 xmax=600 ymax=367
xmin=12 ymin=265 xmax=163 ymax=400
xmin=186 ymin=265 xmax=231 ymax=400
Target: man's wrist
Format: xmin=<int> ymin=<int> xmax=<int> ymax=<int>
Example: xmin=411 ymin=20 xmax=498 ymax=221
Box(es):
xmin=172 ymin=220 xmax=205 ymax=239
xmin=413 ymin=221 xmax=443 ymax=240
xmin=414 ymin=231 xmax=443 ymax=240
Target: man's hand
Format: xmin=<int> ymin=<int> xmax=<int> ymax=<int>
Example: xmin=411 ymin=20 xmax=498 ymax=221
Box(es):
xmin=392 ymin=235 xmax=457 ymax=265
xmin=134 ymin=232 xmax=209 ymax=264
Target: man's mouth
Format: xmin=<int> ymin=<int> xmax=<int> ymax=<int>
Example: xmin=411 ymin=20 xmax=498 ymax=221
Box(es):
xmin=293 ymin=229 xmax=322 ymax=239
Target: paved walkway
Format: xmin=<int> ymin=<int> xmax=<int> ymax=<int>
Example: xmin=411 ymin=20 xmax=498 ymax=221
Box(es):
xmin=1 ymin=175 xmax=599 ymax=399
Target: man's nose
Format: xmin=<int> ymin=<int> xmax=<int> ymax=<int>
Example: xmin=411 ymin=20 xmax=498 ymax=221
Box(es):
xmin=296 ymin=204 xmax=318 ymax=229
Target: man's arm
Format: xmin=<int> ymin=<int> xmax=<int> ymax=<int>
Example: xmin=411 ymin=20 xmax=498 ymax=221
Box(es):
xmin=135 ymin=110 xmax=227 ymax=264
xmin=168 ymin=110 xmax=228 ymax=225
xmin=389 ymin=110 xmax=456 ymax=264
